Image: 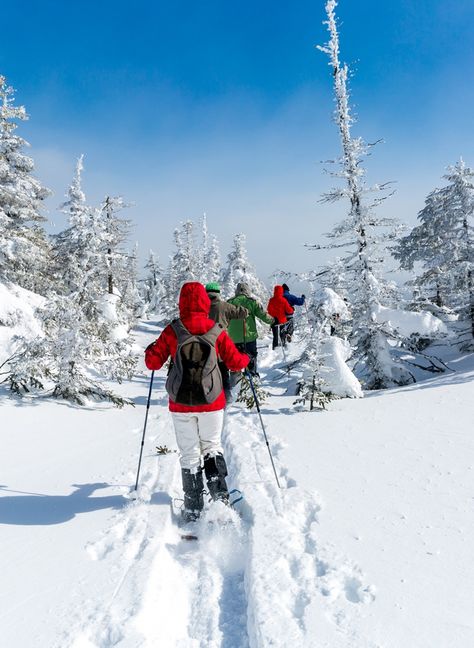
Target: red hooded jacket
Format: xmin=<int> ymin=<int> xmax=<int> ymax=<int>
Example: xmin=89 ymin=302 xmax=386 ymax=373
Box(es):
xmin=145 ymin=282 xmax=250 ymax=412
xmin=267 ymin=285 xmax=294 ymax=324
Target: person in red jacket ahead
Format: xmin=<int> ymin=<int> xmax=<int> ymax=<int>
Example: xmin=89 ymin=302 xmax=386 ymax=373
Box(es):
xmin=145 ymin=282 xmax=249 ymax=522
xmin=267 ymin=285 xmax=294 ymax=350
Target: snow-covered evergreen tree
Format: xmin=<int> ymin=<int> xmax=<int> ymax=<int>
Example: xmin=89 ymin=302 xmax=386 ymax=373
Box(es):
xmin=8 ymin=292 xmax=133 ymax=406
xmin=162 ymin=221 xmax=200 ymax=319
xmin=119 ymin=243 xmax=145 ymax=325
xmin=53 ymin=158 xmax=108 ymax=309
xmin=317 ymin=256 xmax=351 ymax=300
xmin=203 ymin=234 xmax=222 ymax=285
xmin=394 ymin=160 xmax=474 ymax=343
xmin=195 ymin=213 xmax=210 ymax=281
xmin=143 ymin=250 xmax=165 ymax=315
xmin=194 ymin=214 xmax=222 ymax=284
xmin=11 ymin=158 xmax=138 ymax=405
xmin=162 ymin=231 xmax=182 ymax=321
xmin=101 ymin=195 xmax=131 ymax=297
xmin=0 ymin=75 xmax=51 ymax=292
xmin=315 ymin=1 xmax=411 ymax=389
xmin=295 ymin=287 xmax=362 ymax=410
xmin=221 ymin=233 xmax=267 ymax=303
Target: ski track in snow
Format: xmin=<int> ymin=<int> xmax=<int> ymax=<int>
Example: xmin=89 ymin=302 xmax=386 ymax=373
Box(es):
xmin=224 ymin=406 xmax=377 ymax=648
xmin=61 ymin=346 xmax=377 ymax=648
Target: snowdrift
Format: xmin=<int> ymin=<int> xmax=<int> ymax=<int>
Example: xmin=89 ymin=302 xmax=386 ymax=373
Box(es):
xmin=315 ymin=286 xmax=350 ymax=319
xmin=320 ymin=336 xmax=363 ymax=398
xmin=373 ymin=303 xmax=447 ymax=338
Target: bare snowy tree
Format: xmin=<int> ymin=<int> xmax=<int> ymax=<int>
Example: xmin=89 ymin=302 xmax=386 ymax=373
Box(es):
xmin=314 ymin=0 xmax=410 ymax=389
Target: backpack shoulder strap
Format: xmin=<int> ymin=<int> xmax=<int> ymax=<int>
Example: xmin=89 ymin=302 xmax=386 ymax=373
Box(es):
xmin=170 ymin=318 xmax=193 ymax=343
xmin=201 ymin=322 xmax=224 ymax=345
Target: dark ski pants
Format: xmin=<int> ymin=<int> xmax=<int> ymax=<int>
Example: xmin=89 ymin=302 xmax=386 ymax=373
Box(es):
xmin=218 ymin=361 xmax=231 ymax=391
xmin=236 ymin=340 xmax=258 ymax=375
xmin=218 ymin=361 xmax=233 ymax=405
xmin=272 ymin=324 xmax=288 ymax=349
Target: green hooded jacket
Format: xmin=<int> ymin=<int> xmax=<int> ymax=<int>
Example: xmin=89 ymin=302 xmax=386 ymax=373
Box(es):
xmin=227 ymin=283 xmax=273 ymax=343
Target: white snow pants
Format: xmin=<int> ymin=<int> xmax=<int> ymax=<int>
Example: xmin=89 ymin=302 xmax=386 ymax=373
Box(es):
xmin=171 ymin=410 xmax=225 ymax=473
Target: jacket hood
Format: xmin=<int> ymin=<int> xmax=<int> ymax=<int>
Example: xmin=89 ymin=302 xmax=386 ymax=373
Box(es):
xmin=235 ymin=282 xmax=252 ymax=298
xmin=178 ymin=282 xmax=211 ymax=319
xmin=273 ymin=285 xmax=284 ymax=297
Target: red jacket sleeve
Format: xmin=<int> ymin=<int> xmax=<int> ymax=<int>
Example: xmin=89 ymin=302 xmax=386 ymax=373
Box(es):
xmin=144 ymin=325 xmax=177 ymax=370
xmin=216 ymin=331 xmax=250 ymax=372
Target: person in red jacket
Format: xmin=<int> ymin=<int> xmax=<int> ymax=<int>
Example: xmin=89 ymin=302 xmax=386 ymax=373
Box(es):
xmin=145 ymin=282 xmax=249 ymax=522
xmin=267 ymin=285 xmax=294 ymax=349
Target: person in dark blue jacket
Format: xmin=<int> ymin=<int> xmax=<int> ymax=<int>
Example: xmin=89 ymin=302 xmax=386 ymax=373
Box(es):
xmin=282 ymin=283 xmax=306 ymax=341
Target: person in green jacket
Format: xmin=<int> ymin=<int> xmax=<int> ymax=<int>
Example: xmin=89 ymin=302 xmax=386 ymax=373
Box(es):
xmin=206 ymin=281 xmax=249 ymax=404
xmin=228 ymin=282 xmax=274 ymax=376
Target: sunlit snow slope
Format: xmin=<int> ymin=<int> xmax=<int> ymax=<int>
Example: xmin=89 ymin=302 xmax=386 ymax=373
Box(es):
xmin=0 ymin=318 xmax=473 ymax=648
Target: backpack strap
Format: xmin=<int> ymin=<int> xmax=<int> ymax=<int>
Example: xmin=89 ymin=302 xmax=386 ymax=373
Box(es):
xmin=200 ymin=322 xmax=224 ymax=345
xmin=171 ymin=319 xmax=223 ymax=345
xmin=170 ymin=318 xmax=192 ymax=343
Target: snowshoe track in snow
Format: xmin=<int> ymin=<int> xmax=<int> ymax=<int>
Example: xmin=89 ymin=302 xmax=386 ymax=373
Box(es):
xmin=225 ymin=406 xmax=376 ymax=647
xmin=63 ymin=366 xmax=375 ymax=647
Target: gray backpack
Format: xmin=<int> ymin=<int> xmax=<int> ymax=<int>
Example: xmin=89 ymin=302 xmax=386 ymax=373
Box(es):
xmin=166 ymin=319 xmax=224 ymax=406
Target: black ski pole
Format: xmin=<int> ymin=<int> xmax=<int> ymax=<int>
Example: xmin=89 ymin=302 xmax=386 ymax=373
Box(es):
xmin=133 ymin=370 xmax=155 ymax=493
xmin=245 ymin=369 xmax=281 ymax=489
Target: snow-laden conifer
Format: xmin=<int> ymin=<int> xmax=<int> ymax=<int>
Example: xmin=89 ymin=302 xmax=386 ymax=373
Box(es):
xmin=162 ymin=220 xmax=201 ymax=319
xmin=101 ymin=195 xmax=132 ymax=297
xmin=315 ymin=1 xmax=411 ymax=389
xmin=294 ymin=286 xmax=362 ymax=410
xmin=8 ymin=293 xmax=133 ymax=406
xmin=10 ymin=158 xmax=138 ymax=405
xmin=203 ymin=234 xmax=222 ymax=285
xmin=160 ymin=216 xmax=224 ymax=317
xmin=394 ymin=160 xmax=474 ymax=344
xmin=221 ymin=233 xmax=267 ymax=303
xmin=195 ymin=215 xmax=222 ymax=284
xmin=196 ymin=213 xmax=210 ymax=281
xmin=119 ymin=243 xmax=145 ymax=326
xmin=0 ymin=75 xmax=51 ymax=292
xmin=143 ymin=250 xmax=165 ymax=315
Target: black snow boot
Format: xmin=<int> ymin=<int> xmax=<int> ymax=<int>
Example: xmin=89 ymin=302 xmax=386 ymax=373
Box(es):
xmin=181 ymin=467 xmax=204 ymax=522
xmin=203 ymin=453 xmax=229 ymax=503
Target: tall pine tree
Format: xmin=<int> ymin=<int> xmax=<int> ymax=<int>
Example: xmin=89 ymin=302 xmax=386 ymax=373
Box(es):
xmin=0 ymin=75 xmax=51 ymax=292
xmin=394 ymin=160 xmax=474 ymax=343
xmin=10 ymin=158 xmax=137 ymax=405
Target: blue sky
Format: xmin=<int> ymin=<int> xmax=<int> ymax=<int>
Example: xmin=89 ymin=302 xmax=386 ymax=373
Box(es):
xmin=2 ymin=0 xmax=474 ymax=280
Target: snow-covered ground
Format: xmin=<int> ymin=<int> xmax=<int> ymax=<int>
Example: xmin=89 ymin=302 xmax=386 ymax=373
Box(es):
xmin=1 ymin=318 xmax=473 ymax=647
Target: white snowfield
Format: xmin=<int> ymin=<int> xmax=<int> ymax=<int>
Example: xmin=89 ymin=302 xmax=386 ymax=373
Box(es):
xmin=1 ymin=319 xmax=473 ymax=647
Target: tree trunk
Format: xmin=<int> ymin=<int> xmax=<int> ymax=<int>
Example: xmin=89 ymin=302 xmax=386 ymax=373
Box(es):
xmin=310 ymin=374 xmax=315 ymax=411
